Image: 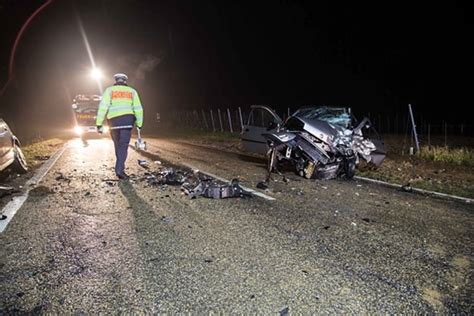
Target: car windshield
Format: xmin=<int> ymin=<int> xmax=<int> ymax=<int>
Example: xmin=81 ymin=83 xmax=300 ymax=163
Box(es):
xmin=294 ymin=106 xmax=352 ymax=128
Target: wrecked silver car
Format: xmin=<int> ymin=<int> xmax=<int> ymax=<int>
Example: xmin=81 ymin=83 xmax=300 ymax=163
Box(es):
xmin=240 ymin=105 xmax=386 ymax=180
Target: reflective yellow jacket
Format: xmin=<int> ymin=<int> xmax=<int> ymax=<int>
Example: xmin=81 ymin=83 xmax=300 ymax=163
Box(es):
xmin=96 ymin=85 xmax=143 ymax=127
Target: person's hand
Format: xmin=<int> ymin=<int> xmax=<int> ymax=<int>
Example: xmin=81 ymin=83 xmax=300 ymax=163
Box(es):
xmin=97 ymin=126 xmax=103 ymax=134
xmin=137 ymin=126 xmax=141 ymax=131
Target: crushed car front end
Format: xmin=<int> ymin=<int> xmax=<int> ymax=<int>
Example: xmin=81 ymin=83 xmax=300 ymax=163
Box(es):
xmin=261 ymin=106 xmax=385 ymax=180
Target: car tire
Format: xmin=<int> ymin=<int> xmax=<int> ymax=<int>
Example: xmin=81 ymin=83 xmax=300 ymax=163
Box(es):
xmin=344 ymin=157 xmax=356 ymax=179
xmin=12 ymin=143 xmax=28 ymax=174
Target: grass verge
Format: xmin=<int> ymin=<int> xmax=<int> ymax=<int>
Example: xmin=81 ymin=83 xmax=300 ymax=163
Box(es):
xmin=21 ymin=138 xmax=67 ymax=170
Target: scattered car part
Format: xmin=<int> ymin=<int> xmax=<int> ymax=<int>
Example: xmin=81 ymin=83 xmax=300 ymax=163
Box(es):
xmin=240 ymin=105 xmax=386 ymax=180
xmin=182 ymin=178 xmax=251 ymax=199
xmin=0 ymin=186 xmax=14 ymax=198
xmin=256 ymin=181 xmax=269 ymax=190
xmin=143 ymin=166 xmax=250 ymax=199
xmin=138 ymin=159 xmax=149 ymax=169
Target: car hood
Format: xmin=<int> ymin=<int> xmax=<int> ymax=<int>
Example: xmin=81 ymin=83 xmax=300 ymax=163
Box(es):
xmin=295 ymin=117 xmax=346 ymax=144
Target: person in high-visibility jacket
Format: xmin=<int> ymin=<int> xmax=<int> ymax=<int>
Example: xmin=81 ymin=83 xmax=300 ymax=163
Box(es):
xmin=96 ymin=73 xmax=143 ymax=179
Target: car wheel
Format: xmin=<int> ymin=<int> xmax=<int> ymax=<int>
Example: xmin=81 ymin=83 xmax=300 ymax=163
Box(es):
xmin=12 ymin=143 xmax=28 ymax=174
xmin=344 ymin=157 xmax=356 ymax=179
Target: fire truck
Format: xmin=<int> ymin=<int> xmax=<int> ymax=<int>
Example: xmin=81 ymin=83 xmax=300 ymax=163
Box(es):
xmin=72 ymin=95 xmax=108 ymax=137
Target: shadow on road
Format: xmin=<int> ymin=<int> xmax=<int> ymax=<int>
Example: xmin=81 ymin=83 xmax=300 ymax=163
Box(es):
xmin=118 ymin=180 xmax=153 ymax=217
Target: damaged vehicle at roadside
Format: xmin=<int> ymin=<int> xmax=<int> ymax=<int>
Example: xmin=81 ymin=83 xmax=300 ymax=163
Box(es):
xmin=0 ymin=118 xmax=28 ymax=175
xmin=240 ymin=105 xmax=386 ymax=180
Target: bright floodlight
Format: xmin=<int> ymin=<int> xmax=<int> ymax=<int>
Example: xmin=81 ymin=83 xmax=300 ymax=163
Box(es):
xmin=90 ymin=67 xmax=103 ymax=80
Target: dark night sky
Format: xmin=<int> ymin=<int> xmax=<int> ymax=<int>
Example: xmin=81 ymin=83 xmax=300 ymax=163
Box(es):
xmin=0 ymin=0 xmax=473 ymax=135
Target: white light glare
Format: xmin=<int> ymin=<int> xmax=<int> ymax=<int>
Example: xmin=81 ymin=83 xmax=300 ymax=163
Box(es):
xmin=74 ymin=126 xmax=83 ymax=135
xmin=90 ymin=67 xmax=103 ymax=80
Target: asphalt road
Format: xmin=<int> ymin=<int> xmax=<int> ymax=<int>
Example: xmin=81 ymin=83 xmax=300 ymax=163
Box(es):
xmin=1 ymin=137 xmax=472 ymax=313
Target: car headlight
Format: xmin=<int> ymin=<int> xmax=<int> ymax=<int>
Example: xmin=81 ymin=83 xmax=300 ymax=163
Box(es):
xmin=74 ymin=126 xmax=83 ymax=135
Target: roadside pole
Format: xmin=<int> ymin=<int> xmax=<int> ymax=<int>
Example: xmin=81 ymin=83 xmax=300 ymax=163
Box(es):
xmin=238 ymin=107 xmax=244 ymax=132
xmin=408 ymin=104 xmax=420 ymax=153
xmin=210 ymin=110 xmax=216 ymax=132
xmin=201 ymin=109 xmax=209 ymax=130
xmin=217 ymin=108 xmax=224 ymax=132
xmin=227 ymin=108 xmax=233 ymax=133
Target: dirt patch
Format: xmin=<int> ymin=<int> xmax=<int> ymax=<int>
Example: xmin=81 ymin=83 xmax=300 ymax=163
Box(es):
xmin=29 ymin=185 xmax=55 ymax=197
xmin=448 ymin=255 xmax=471 ymax=291
xmin=422 ymin=288 xmax=444 ymax=312
xmin=427 ymin=244 xmax=446 ymax=257
xmin=452 ymin=255 xmax=470 ymax=270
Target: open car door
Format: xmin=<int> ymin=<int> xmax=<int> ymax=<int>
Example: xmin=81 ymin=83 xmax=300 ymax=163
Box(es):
xmin=240 ymin=105 xmax=283 ymax=154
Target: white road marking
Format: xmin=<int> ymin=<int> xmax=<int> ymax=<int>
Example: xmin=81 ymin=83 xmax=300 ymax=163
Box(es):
xmin=354 ymin=176 xmax=473 ymax=204
xmin=0 ymin=142 xmax=69 ymax=233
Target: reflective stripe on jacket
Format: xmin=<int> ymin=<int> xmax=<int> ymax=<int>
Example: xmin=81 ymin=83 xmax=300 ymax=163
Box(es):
xmin=96 ymin=85 xmax=144 ymax=127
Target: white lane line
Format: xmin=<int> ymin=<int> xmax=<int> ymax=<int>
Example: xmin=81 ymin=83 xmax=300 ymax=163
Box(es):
xmin=180 ymin=162 xmax=276 ymax=201
xmin=0 ymin=142 xmax=69 ymax=233
xmin=354 ymin=175 xmax=473 ymax=204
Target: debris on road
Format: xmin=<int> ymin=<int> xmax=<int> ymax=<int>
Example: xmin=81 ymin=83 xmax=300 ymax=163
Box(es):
xmin=182 ymin=178 xmax=251 ymax=199
xmin=141 ymin=165 xmax=251 ymax=199
xmin=279 ymin=307 xmax=290 ymax=316
xmin=54 ymin=172 xmax=70 ymax=183
xmin=144 ymin=168 xmax=188 ymax=186
xmin=0 ymin=186 xmax=15 ymax=198
xmin=161 ymin=216 xmax=173 ymax=223
xmin=34 ymin=155 xmax=50 ymax=161
xmin=138 ymin=159 xmax=149 ymax=169
xmin=401 ymin=183 xmax=413 ymax=192
xmin=256 ymin=181 xmax=268 ymax=190
xmin=29 ymin=185 xmax=55 ymax=197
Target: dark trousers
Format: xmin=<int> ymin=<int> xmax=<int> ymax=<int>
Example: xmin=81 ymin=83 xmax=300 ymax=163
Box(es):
xmin=108 ymin=114 xmax=135 ymax=176
xmin=110 ymin=128 xmax=132 ymax=175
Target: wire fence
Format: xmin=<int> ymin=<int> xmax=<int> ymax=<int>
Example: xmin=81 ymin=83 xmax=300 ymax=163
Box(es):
xmin=161 ymin=106 xmax=473 ymax=141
